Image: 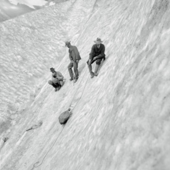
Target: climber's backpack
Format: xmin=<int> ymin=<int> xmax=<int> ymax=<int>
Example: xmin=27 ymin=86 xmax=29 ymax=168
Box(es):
xmin=58 ymin=110 xmax=72 ymax=125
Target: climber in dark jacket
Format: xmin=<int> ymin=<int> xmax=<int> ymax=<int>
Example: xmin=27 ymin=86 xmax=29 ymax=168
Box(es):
xmin=65 ymin=41 xmax=81 ymax=83
xmin=87 ymin=38 xmax=105 ymax=78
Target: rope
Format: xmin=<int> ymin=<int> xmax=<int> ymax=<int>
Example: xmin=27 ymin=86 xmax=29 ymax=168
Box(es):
xmin=69 ymin=68 xmax=89 ymax=110
xmin=30 ymin=66 xmax=89 ymax=170
xmin=30 ymin=54 xmax=109 ymax=170
xmin=30 ymin=128 xmax=63 ymax=170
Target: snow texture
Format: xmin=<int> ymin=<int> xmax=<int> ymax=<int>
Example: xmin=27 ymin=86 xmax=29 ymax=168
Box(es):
xmin=1 ymin=0 xmax=170 ymax=170
xmin=8 ymin=0 xmax=47 ymax=9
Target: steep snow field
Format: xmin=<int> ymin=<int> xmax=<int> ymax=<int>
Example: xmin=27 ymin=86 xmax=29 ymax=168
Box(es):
xmin=8 ymin=0 xmax=47 ymax=8
xmin=1 ymin=0 xmax=170 ymax=169
xmin=0 ymin=0 xmax=68 ymax=22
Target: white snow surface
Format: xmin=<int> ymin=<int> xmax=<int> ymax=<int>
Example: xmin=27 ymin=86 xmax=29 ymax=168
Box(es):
xmin=9 ymin=0 xmax=47 ymax=9
xmin=0 ymin=0 xmax=170 ymax=170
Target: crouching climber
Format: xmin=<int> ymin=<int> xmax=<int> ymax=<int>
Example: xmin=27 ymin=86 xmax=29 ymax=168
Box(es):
xmin=87 ymin=38 xmax=106 ymax=78
xmin=48 ymin=67 xmax=64 ymax=91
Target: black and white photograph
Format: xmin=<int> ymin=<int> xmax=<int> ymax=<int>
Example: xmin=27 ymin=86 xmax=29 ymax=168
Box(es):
xmin=0 ymin=0 xmax=170 ymax=170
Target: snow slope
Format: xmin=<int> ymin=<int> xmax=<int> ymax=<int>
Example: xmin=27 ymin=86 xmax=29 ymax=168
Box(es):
xmin=8 ymin=0 xmax=47 ymax=8
xmin=1 ymin=0 xmax=170 ymax=169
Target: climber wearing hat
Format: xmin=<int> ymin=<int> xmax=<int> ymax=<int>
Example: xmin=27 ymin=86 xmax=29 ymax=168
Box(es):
xmin=87 ymin=38 xmax=105 ymax=78
xmin=65 ymin=41 xmax=81 ymax=83
xmin=48 ymin=67 xmax=64 ymax=91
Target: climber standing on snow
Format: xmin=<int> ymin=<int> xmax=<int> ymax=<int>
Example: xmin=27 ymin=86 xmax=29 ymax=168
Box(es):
xmin=48 ymin=67 xmax=64 ymax=91
xmin=65 ymin=41 xmax=81 ymax=83
xmin=87 ymin=38 xmax=105 ymax=78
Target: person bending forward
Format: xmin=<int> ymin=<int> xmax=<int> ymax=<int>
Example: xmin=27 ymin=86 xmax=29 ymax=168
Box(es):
xmin=87 ymin=38 xmax=105 ymax=78
xmin=48 ymin=67 xmax=64 ymax=91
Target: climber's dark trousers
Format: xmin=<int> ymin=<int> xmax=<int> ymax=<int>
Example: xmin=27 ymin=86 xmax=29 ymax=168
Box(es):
xmin=68 ymin=60 xmax=79 ymax=79
xmin=51 ymin=82 xmax=61 ymax=89
xmin=87 ymin=54 xmax=105 ymax=74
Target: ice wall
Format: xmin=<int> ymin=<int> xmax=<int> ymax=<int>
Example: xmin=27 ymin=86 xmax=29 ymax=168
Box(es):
xmin=1 ymin=0 xmax=170 ymax=170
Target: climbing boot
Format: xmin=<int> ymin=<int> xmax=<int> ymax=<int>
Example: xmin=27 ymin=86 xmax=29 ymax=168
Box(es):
xmin=94 ymin=64 xmax=100 ymax=76
xmin=55 ymin=86 xmax=61 ymax=91
xmin=90 ymin=72 xmax=95 ymax=78
xmin=73 ymin=78 xmax=78 ymax=83
xmin=94 ymin=72 xmax=98 ymax=76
